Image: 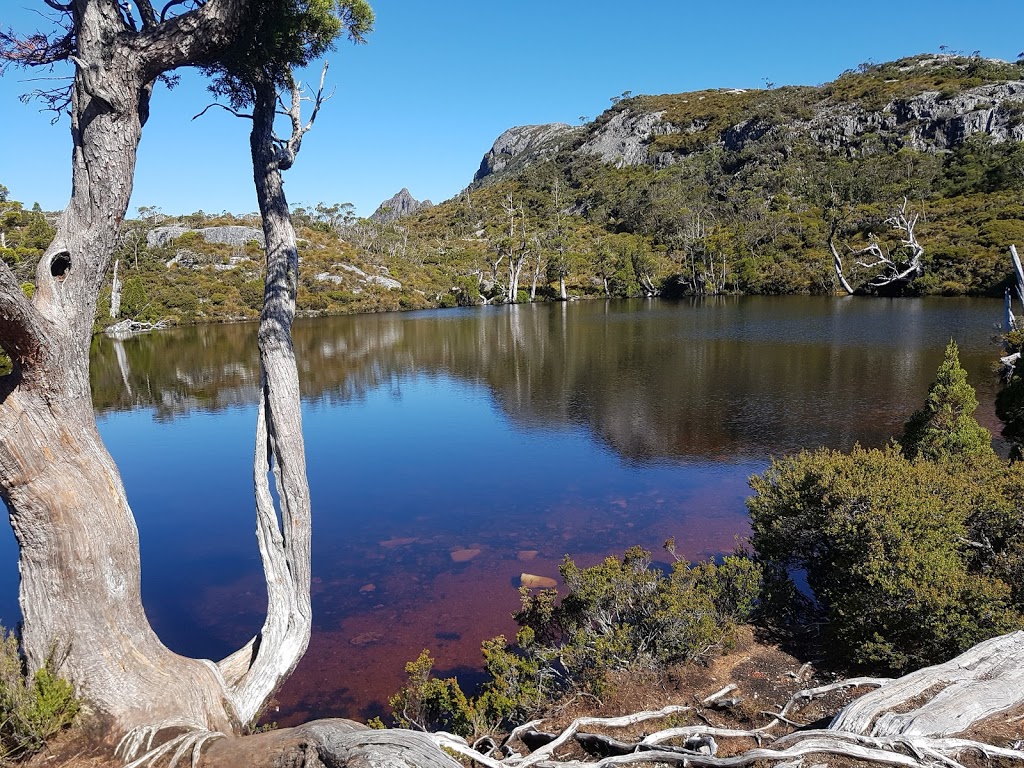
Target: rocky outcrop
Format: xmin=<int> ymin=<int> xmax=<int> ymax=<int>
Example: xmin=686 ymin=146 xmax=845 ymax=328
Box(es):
xmin=471 ymin=62 xmax=1024 ymax=179
xmin=315 ymin=263 xmax=402 ymax=291
xmin=578 ymin=109 xmax=677 ymax=167
xmin=147 ymin=225 xmax=265 ymax=249
xmin=370 ymin=189 xmax=433 ymax=223
xmin=805 ymin=81 xmax=1024 ymax=153
xmin=473 ymin=123 xmax=579 ymax=183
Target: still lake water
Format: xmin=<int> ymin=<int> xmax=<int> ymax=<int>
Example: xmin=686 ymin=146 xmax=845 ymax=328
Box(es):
xmin=0 ymin=296 xmax=1009 ymax=722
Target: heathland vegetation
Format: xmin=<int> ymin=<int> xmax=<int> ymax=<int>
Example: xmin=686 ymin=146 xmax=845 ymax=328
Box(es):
xmin=3 ymin=54 xmax=1023 ymax=343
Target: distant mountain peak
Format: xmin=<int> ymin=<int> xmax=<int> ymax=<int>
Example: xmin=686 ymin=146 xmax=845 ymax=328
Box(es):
xmin=370 ymin=188 xmax=433 ymax=222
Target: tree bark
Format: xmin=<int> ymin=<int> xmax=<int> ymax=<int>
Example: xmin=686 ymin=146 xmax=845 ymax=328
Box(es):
xmin=0 ymin=0 xmax=265 ymax=739
xmin=214 ymin=76 xmax=313 ymax=727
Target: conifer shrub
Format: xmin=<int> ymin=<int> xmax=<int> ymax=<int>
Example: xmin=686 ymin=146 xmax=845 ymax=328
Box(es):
xmin=751 ymin=345 xmax=1024 ymax=673
xmin=901 ymin=340 xmax=993 ymax=461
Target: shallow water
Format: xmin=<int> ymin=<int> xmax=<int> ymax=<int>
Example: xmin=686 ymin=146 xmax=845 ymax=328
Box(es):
xmin=0 ymin=296 xmax=1007 ymax=722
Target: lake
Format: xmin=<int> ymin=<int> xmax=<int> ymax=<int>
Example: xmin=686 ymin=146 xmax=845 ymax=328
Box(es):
xmin=0 ymin=296 xmax=1008 ymax=723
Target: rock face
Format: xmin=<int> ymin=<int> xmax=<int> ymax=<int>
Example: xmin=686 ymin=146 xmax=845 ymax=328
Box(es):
xmin=578 ymin=109 xmax=676 ymax=167
xmin=315 ymin=263 xmax=402 ymax=291
xmin=147 ymin=225 xmax=265 ymax=249
xmin=803 ymin=81 xmax=1024 ymax=154
xmin=370 ymin=189 xmax=433 ymax=223
xmin=473 ymin=123 xmax=579 ymax=183
xmin=470 ymin=58 xmax=1024 ymax=181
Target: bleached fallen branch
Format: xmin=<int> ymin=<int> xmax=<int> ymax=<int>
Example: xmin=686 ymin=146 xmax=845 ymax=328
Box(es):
xmin=425 ymin=633 xmax=1024 ymax=768
xmin=103 ymin=318 xmax=168 ymax=338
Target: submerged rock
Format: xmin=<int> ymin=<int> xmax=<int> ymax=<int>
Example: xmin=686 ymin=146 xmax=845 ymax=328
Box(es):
xmin=520 ymin=573 xmax=557 ymax=589
xmin=450 ymin=548 xmax=481 ymax=563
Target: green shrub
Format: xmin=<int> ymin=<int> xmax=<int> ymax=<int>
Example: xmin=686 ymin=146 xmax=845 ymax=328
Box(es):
xmin=901 ymin=339 xmax=993 ymax=461
xmin=389 ymin=547 xmax=759 ymax=734
xmin=0 ymin=626 xmax=80 ymax=760
xmin=515 ymin=546 xmax=761 ymax=694
xmin=454 ymin=275 xmax=481 ymax=306
xmin=749 ymin=445 xmax=1024 ymax=673
xmin=388 ymin=650 xmax=474 ymax=737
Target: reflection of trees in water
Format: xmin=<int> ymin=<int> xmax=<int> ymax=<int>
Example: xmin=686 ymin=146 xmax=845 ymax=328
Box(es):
xmin=91 ymin=298 xmax=1000 ymax=460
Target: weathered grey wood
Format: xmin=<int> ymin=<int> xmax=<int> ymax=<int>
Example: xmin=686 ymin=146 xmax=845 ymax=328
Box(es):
xmin=216 ymin=74 xmax=316 ymax=726
xmin=199 ymin=720 xmax=462 ymax=768
xmin=829 ymin=630 xmax=1024 ymax=737
xmin=0 ymin=0 xmax=293 ymax=739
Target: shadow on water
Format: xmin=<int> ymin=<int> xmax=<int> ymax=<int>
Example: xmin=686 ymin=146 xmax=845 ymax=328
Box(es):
xmin=0 ymin=296 xmax=1008 ymax=722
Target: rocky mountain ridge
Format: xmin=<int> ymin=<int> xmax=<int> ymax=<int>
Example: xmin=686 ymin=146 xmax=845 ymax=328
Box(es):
xmin=471 ymin=55 xmax=1024 ymax=185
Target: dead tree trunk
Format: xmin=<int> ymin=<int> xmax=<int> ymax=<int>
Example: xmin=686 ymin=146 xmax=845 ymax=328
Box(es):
xmin=828 ymin=225 xmax=856 ymax=296
xmin=110 ymin=259 xmax=122 ymax=318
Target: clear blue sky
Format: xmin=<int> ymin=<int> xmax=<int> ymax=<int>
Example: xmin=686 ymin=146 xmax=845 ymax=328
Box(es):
xmin=1 ymin=0 xmax=1022 ymax=218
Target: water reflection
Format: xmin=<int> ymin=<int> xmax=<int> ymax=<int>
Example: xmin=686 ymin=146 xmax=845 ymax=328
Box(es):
xmin=5 ymin=296 xmax=1003 ymax=723
xmin=91 ymin=296 xmax=1005 ymax=458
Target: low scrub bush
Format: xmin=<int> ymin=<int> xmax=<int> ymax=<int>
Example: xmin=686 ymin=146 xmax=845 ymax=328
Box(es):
xmin=750 ymin=344 xmax=1024 ymax=673
xmin=390 ymin=547 xmax=761 ymax=736
xmin=0 ymin=626 xmax=80 ymax=760
xmin=515 ymin=546 xmax=760 ymax=695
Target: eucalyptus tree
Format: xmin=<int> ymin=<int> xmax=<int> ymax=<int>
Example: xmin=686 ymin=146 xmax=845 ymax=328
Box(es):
xmin=0 ymin=3 xmax=458 ymax=765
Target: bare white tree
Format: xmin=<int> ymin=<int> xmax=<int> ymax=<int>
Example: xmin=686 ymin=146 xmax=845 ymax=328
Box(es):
xmin=833 ymin=198 xmax=925 ymax=294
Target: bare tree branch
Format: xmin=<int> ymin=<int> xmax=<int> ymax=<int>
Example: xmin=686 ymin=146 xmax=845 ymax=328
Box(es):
xmin=0 ymin=28 xmax=74 ymax=68
xmin=192 ymin=101 xmax=252 ymax=121
xmin=133 ymin=0 xmax=251 ymax=78
xmin=135 ymin=0 xmax=159 ymax=29
xmin=852 ymin=198 xmax=924 ymax=289
xmin=159 ymin=0 xmax=194 ymax=23
xmin=116 ymin=1 xmax=139 ymax=31
xmin=274 ymin=63 xmax=333 ymax=171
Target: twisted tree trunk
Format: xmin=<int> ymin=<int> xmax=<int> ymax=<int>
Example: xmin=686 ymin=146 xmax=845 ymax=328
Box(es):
xmin=0 ymin=0 xmax=310 ymax=739
xmin=214 ymin=76 xmax=314 ymax=727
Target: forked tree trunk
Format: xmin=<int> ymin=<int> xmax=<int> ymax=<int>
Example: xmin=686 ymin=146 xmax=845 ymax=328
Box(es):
xmin=0 ymin=0 xmax=272 ymax=738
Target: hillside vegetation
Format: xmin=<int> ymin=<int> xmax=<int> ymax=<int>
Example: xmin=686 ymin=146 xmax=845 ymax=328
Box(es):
xmin=2 ymin=53 xmax=1023 ymax=340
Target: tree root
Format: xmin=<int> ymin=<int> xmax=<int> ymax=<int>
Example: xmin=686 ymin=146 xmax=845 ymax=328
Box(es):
xmin=830 ymin=630 xmax=1024 ymax=737
xmin=116 ymin=720 xmax=226 ymax=768
xmin=425 ymin=632 xmax=1024 ymax=768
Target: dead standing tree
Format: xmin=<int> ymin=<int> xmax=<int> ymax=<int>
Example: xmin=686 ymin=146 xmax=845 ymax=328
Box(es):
xmin=832 ymin=198 xmax=925 ymax=295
